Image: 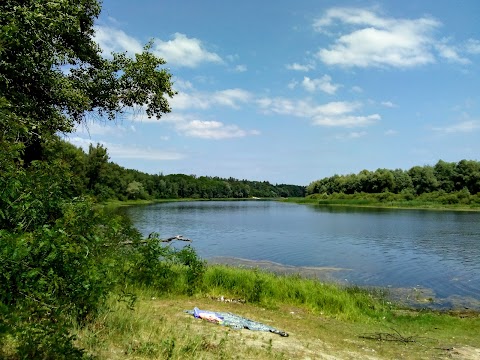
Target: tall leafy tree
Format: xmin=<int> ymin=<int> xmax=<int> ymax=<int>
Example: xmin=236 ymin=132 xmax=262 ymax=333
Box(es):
xmin=1 ymin=0 xmax=175 ymax=162
xmin=0 ymin=1 xmax=176 ymax=357
xmin=434 ymin=160 xmax=457 ymax=193
xmin=408 ymin=165 xmax=439 ymax=195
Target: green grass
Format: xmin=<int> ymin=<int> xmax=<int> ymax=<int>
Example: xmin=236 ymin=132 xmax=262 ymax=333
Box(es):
xmin=202 ymin=265 xmax=389 ymax=322
xmin=74 ymin=265 xmax=480 ymax=359
xmin=283 ymin=194 xmax=480 ymax=211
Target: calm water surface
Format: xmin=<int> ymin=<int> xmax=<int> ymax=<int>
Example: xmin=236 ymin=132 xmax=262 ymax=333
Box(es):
xmin=124 ymin=201 xmax=480 ymax=309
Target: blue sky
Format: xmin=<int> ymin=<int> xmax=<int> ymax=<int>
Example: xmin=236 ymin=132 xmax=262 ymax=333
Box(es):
xmin=68 ymin=0 xmax=480 ymax=185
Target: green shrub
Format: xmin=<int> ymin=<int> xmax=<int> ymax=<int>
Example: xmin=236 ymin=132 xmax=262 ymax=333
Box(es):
xmin=0 ymin=198 xmax=144 ymax=358
xmin=125 ymin=233 xmax=206 ymax=295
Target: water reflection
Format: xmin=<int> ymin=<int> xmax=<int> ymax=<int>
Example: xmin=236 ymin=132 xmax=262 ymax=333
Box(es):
xmin=124 ymin=201 xmax=480 ymax=309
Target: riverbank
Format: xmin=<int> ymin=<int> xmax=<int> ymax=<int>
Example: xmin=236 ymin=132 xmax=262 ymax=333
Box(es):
xmin=283 ymin=195 xmax=480 ymax=212
xmin=101 ymin=197 xmax=272 ymax=208
xmin=75 ymin=265 xmax=480 ymax=360
xmin=102 ymin=195 xmax=480 ymax=212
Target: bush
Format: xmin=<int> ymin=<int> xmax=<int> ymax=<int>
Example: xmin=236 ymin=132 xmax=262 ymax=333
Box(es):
xmin=126 ymin=233 xmax=206 ymax=295
xmin=0 ymin=198 xmax=143 ymax=358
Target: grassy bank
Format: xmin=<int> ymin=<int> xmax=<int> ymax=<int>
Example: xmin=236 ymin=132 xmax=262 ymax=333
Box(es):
xmin=101 ymin=197 xmax=276 ymax=209
xmin=101 ymin=194 xmax=480 ymax=212
xmin=284 ymin=193 xmax=480 ymax=211
xmin=74 ymin=265 xmax=480 ymax=360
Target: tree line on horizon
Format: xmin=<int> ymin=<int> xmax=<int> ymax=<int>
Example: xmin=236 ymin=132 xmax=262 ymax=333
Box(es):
xmin=58 ymin=140 xmax=306 ymax=201
xmin=307 ymin=159 xmax=480 ymax=198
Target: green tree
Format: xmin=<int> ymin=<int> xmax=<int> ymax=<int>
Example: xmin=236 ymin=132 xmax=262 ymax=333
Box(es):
xmin=0 ymin=0 xmax=176 ymax=357
xmin=434 ymin=160 xmax=456 ymax=193
xmin=126 ymin=180 xmax=146 ymax=200
xmin=391 ymin=169 xmax=413 ymax=194
xmin=86 ymin=143 xmax=109 ymax=191
xmin=408 ymin=166 xmax=439 ymax=195
xmin=455 ymin=160 xmax=480 ymax=194
xmin=1 ymin=0 xmax=175 ymax=162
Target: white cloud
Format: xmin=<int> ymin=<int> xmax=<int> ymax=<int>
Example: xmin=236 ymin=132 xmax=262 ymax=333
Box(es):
xmin=125 ymin=108 xmax=171 ymax=123
xmin=109 ymin=144 xmax=184 ymax=160
xmin=127 ymin=111 xmax=259 ymax=140
xmin=287 ymin=80 xmax=299 ymax=89
xmin=212 ymin=89 xmax=252 ymax=108
xmin=170 ymin=92 xmax=211 ymax=111
xmin=234 ymin=64 xmax=248 ymax=72
xmin=301 ymin=75 xmax=340 ymax=94
xmin=314 ymin=7 xmax=390 ymax=30
xmin=435 ymin=39 xmax=470 ymax=64
xmin=384 ymin=129 xmax=398 ymax=135
xmin=314 ymin=101 xmax=361 ymax=116
xmin=286 ymin=62 xmax=315 ymax=71
xmin=73 ymin=121 xmax=130 ymax=136
xmin=433 ymin=120 xmax=480 ymax=134
xmin=257 ymin=97 xmax=379 ymax=128
xmin=381 ymin=101 xmax=396 ymax=108
xmin=170 ymin=88 xmax=252 ymax=111
xmin=465 ymin=39 xmax=480 ymax=54
xmin=348 ymin=131 xmax=367 ymax=138
xmin=173 ymin=79 xmax=194 ymax=91
xmin=94 ymin=26 xmax=222 ymax=67
xmin=153 ymin=33 xmax=223 ymax=67
xmin=258 ymin=98 xmax=357 ymax=117
xmin=226 ymin=54 xmax=239 ymax=62
xmin=313 ymin=7 xmax=455 ymax=68
xmin=176 ymin=120 xmax=259 ymax=139
xmin=351 ymin=86 xmax=363 ymax=93
xmin=66 ymin=137 xmax=184 ymax=160
xmin=66 ymin=136 xmax=97 ymax=150
xmin=313 ymin=114 xmax=380 ymax=127
xmin=94 ymin=26 xmax=143 ymax=55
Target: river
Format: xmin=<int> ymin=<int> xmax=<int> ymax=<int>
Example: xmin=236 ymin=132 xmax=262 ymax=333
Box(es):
xmin=124 ymin=200 xmax=480 ymax=310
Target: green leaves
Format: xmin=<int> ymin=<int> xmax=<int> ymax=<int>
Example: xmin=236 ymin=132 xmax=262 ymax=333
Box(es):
xmin=0 ymin=199 xmax=145 ymax=357
xmin=1 ymin=0 xmax=175 ymax=165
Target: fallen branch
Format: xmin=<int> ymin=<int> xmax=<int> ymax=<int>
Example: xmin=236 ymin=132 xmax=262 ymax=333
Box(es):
xmin=160 ymin=235 xmax=192 ymax=243
xmin=110 ymin=235 xmax=192 ymax=246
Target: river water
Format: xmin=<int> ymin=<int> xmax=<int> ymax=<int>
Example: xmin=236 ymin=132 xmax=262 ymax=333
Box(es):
xmin=124 ymin=200 xmax=480 ymax=310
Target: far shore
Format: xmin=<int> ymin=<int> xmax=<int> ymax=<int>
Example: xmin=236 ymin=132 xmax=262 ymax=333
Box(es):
xmin=102 ymin=196 xmax=480 ymax=212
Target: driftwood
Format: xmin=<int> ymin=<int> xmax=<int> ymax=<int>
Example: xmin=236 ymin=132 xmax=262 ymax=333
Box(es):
xmin=157 ymin=235 xmax=192 ymax=243
xmin=112 ymin=235 xmax=192 ymax=246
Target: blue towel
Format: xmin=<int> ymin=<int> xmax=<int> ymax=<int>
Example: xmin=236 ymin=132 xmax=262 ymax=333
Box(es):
xmin=185 ymin=308 xmax=288 ymax=337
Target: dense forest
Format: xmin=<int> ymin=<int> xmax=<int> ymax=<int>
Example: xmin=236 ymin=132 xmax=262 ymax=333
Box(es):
xmin=57 ymin=140 xmax=306 ymax=201
xmin=307 ymin=160 xmax=480 ymax=199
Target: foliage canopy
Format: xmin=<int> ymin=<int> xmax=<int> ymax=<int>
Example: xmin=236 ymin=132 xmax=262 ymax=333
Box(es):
xmin=1 ymin=0 xmax=175 ymax=162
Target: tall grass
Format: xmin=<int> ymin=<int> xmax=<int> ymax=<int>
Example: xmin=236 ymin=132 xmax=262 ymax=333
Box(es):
xmin=202 ymin=265 xmax=389 ymax=321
